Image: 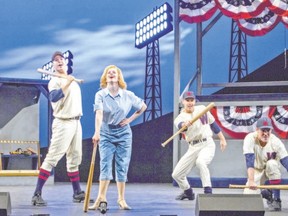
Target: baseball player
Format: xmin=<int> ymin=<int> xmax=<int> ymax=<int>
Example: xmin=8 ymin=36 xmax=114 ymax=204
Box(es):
xmin=31 ymin=51 xmax=84 ymax=206
xmin=243 ymin=116 xmax=288 ymax=211
xmin=172 ymin=91 xmax=227 ymax=200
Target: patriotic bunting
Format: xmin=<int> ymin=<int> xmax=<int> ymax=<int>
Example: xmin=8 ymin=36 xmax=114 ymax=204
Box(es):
xmin=211 ymin=105 xmax=288 ymax=139
xmin=214 ymin=0 xmax=267 ymax=19
xmin=281 ymin=15 xmax=288 ymax=27
xmin=270 ymin=105 xmax=288 ymax=138
xmin=179 ymin=0 xmax=218 ymax=23
xmin=179 ymin=0 xmax=287 ymax=36
xmin=267 ymin=0 xmax=288 ymax=16
xmin=236 ymin=8 xmax=281 ymax=36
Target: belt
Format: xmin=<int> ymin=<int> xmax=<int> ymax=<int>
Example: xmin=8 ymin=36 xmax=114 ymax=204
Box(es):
xmin=108 ymin=124 xmax=122 ymax=129
xmin=189 ymin=138 xmax=207 ymax=145
xmin=58 ymin=116 xmax=81 ymax=120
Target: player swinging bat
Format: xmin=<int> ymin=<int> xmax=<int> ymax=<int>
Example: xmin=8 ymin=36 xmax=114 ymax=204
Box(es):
xmin=161 ymin=102 xmax=215 ymax=147
xmin=170 ymin=91 xmax=227 ymax=200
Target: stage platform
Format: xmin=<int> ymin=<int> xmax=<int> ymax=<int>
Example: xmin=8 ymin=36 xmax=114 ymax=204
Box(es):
xmin=1 ymin=183 xmax=288 ymax=216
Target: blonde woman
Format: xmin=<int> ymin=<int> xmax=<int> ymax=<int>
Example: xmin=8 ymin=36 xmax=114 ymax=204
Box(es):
xmin=89 ymin=65 xmax=147 ymax=213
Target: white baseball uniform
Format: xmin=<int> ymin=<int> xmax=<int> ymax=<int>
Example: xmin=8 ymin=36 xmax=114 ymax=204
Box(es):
xmin=243 ymin=131 xmax=288 ymax=194
xmin=41 ymin=77 xmax=83 ymax=172
xmin=172 ymin=105 xmax=216 ymax=190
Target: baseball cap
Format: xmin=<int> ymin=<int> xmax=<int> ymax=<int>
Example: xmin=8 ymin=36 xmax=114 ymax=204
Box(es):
xmin=51 ymin=51 xmax=64 ymax=61
xmin=256 ymin=117 xmax=273 ymax=129
xmin=183 ymin=91 xmax=195 ymax=100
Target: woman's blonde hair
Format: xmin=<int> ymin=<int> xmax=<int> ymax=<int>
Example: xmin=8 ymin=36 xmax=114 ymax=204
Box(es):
xmin=100 ymin=65 xmax=127 ymax=89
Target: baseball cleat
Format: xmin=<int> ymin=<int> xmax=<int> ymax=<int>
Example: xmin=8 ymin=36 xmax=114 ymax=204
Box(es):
xmin=267 ymin=198 xmax=281 ymax=211
xmin=31 ymin=192 xmax=47 ymax=206
xmin=175 ymin=188 xmax=195 ymax=200
xmin=73 ymin=191 xmax=85 ymax=203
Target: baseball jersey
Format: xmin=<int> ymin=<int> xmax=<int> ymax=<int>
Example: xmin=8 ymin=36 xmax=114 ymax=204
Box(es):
xmin=243 ymin=132 xmax=288 ymax=170
xmin=48 ymin=77 xmax=82 ymax=119
xmin=93 ymin=88 xmax=144 ymax=125
xmin=174 ymin=105 xmax=215 ymax=142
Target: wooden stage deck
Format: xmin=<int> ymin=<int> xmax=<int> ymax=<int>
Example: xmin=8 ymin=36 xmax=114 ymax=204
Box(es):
xmin=1 ymin=183 xmax=288 ymax=216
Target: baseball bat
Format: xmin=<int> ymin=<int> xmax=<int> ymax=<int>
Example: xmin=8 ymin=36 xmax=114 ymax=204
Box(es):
xmin=229 ymin=184 xmax=288 ymax=190
xmin=161 ymin=102 xmax=215 ymax=147
xmin=37 ymin=68 xmax=84 ymax=84
xmin=83 ymin=144 xmax=97 ymax=212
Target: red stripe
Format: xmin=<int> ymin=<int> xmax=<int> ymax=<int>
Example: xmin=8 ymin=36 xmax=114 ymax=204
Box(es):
xmin=67 ymin=171 xmax=79 ymax=177
xmin=70 ymin=177 xmax=80 ymax=182
xmin=40 ymin=168 xmax=51 ymax=175
xmin=39 ymin=175 xmax=48 ymax=180
xmin=269 ymin=179 xmax=282 ymax=185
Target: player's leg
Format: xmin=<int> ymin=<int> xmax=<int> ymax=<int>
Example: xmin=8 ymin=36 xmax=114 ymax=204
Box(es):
xmin=265 ymin=159 xmax=282 ymax=211
xmin=172 ymin=145 xmax=198 ymax=200
xmin=32 ymin=119 xmax=74 ymax=206
xmin=66 ymin=120 xmax=84 ymax=202
xmin=196 ymin=139 xmax=216 ymax=194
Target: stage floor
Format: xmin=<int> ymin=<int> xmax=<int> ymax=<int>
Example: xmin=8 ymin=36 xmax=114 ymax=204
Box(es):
xmin=1 ymin=183 xmax=288 ymax=216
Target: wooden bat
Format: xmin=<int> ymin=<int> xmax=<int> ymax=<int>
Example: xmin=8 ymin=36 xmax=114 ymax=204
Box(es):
xmin=83 ymin=144 xmax=97 ymax=212
xmin=37 ymin=68 xmax=84 ymax=84
xmin=229 ymin=184 xmax=288 ymax=190
xmin=161 ymin=102 xmax=215 ymax=147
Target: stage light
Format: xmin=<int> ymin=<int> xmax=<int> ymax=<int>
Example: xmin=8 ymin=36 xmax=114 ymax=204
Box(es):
xmin=135 ymin=2 xmax=173 ymax=49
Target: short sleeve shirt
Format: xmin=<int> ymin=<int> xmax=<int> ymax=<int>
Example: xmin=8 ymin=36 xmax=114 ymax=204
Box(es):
xmin=48 ymin=77 xmax=82 ymax=118
xmin=174 ymin=105 xmax=215 ymax=141
xmin=94 ymin=88 xmax=144 ymax=125
xmin=243 ymin=132 xmax=288 ymax=170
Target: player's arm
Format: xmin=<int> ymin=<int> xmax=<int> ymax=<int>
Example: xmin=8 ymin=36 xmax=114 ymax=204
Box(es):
xmin=48 ymin=76 xmax=74 ymax=102
xmin=49 ymin=89 xmax=64 ymax=102
xmin=210 ymin=121 xmax=227 ymax=152
xmin=245 ymin=153 xmax=257 ymax=189
xmin=280 ymin=156 xmax=288 ymax=172
xmin=174 ymin=115 xmax=189 ymax=129
xmin=60 ymin=75 xmax=75 ymax=94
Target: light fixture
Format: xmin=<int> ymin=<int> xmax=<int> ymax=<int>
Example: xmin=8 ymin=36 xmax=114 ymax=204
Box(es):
xmin=135 ymin=2 xmax=173 ymax=49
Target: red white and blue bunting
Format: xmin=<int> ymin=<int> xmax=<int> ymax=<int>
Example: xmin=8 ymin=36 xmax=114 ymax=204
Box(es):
xmin=267 ymin=0 xmax=288 ymax=17
xmin=236 ymin=8 xmax=281 ymax=36
xmin=179 ymin=0 xmax=288 ymax=36
xmin=211 ymin=105 xmax=288 ymax=139
xmin=281 ymin=16 xmax=288 ymax=27
xmin=179 ymin=0 xmax=218 ymax=23
xmin=270 ymin=105 xmax=288 ymax=139
xmin=215 ymin=0 xmax=267 ymax=19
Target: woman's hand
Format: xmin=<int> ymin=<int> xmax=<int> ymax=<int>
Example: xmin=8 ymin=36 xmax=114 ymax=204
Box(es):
xmin=119 ymin=118 xmax=131 ymax=127
xmin=92 ymin=133 xmax=100 ymax=146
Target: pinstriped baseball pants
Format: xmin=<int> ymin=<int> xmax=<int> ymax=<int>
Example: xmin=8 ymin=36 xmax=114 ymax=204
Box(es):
xmin=41 ymin=118 xmax=82 ymax=172
xmin=172 ymin=137 xmax=215 ymax=190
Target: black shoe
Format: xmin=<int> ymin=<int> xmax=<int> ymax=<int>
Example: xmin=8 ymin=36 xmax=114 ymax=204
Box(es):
xmin=73 ymin=191 xmax=85 ymax=203
xmin=31 ymin=192 xmax=47 ymax=206
xmin=261 ymin=189 xmax=273 ymax=202
xmin=99 ymin=201 xmax=108 ymax=214
xmin=175 ymin=188 xmax=195 ymax=200
xmin=268 ymin=198 xmax=281 ymax=211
